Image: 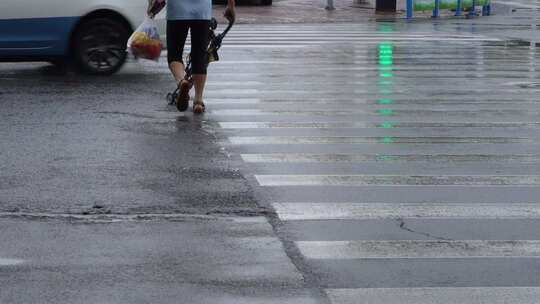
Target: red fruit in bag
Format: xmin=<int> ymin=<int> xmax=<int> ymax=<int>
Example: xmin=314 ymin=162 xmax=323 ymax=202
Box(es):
xmin=150 ymin=45 xmax=159 ymax=59
xmin=127 ymin=18 xmax=162 ymax=61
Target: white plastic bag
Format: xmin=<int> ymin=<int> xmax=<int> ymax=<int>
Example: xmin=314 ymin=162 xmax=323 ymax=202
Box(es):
xmin=127 ymin=17 xmax=162 ymax=61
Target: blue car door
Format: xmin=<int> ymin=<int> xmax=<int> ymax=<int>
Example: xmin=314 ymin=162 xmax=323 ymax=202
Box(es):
xmin=0 ymin=0 xmax=79 ymax=58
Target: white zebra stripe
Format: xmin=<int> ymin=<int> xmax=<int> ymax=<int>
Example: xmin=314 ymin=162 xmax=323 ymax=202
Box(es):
xmin=255 ymin=175 xmax=540 ymax=187
xmin=503 ymin=1 xmax=540 ymax=8
xmin=221 ymin=122 xmax=540 ymax=129
xmin=241 ymin=154 xmax=540 ymax=163
xmin=326 ymin=287 xmax=540 ymax=304
xmin=272 ymin=202 xmax=540 ymax=221
xmin=296 ymin=240 xmax=540 ymax=259
xmin=0 ymin=258 xmax=24 ymax=266
xmin=230 ymin=137 xmax=538 ymax=145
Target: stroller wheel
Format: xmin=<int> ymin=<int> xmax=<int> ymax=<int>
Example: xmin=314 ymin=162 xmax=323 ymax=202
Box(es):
xmin=167 ymin=88 xmax=180 ymax=106
xmin=166 ymin=92 xmax=175 ymax=105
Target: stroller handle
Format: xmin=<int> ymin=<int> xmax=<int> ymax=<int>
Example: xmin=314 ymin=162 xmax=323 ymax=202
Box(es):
xmin=222 ymin=20 xmax=234 ymax=37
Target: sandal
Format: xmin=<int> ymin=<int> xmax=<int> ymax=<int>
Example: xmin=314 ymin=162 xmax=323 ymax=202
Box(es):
xmin=193 ymin=100 xmax=206 ymax=114
xmin=176 ymin=79 xmax=192 ymax=112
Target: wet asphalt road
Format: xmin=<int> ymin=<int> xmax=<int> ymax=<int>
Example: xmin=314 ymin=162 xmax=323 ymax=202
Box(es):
xmin=0 ymin=63 xmax=259 ymax=215
xmin=2 ymin=2 xmax=540 ymax=303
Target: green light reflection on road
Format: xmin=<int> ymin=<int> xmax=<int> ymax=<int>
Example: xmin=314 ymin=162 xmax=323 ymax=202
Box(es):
xmin=382 ymin=136 xmax=395 ymax=144
xmin=377 ymin=24 xmax=396 ymax=151
xmin=379 ymin=122 xmax=395 ymax=129
xmin=377 ymin=39 xmax=396 ymax=148
xmin=378 ymin=98 xmax=395 ymax=105
xmin=378 ymin=24 xmax=395 ymax=33
xmin=378 ymin=109 xmax=395 ymax=116
xmin=376 ymin=154 xmax=397 ymax=161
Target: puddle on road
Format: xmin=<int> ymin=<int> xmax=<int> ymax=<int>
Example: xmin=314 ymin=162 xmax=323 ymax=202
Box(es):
xmin=0 ymin=258 xmax=25 ymax=266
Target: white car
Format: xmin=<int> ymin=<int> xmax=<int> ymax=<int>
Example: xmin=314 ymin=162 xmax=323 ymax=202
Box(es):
xmin=0 ymin=0 xmax=166 ymax=75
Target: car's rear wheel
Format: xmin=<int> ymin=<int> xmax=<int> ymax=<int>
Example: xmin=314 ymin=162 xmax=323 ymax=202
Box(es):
xmin=72 ymin=18 xmax=130 ymax=75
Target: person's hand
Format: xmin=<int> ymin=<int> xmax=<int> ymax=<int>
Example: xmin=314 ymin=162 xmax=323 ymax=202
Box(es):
xmin=147 ymin=0 xmax=165 ymax=19
xmin=224 ymin=5 xmax=236 ymax=23
xmin=147 ymin=0 xmax=155 ymax=18
xmin=147 ymin=11 xmax=155 ymax=19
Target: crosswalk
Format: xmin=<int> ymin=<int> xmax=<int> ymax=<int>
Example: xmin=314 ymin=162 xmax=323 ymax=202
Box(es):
xmin=503 ymin=0 xmax=540 ymax=9
xmin=326 ymin=287 xmax=540 ymax=304
xmin=272 ymin=202 xmax=540 ymax=220
xmin=199 ymin=24 xmax=540 ymax=303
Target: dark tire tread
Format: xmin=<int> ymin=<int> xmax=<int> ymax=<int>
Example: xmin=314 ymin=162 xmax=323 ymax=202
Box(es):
xmin=72 ymin=17 xmax=129 ymax=76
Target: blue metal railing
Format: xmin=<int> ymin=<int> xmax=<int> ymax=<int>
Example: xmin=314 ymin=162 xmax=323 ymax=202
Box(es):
xmin=455 ymin=0 xmax=462 ymax=16
xmin=406 ymin=0 xmax=491 ymax=19
xmin=432 ymin=0 xmax=440 ymax=18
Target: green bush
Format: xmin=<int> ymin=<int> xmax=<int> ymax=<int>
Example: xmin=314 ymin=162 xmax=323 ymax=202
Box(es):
xmin=414 ymin=0 xmax=490 ymax=11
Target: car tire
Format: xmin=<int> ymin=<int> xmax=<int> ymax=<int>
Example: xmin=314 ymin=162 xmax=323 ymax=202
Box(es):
xmin=261 ymin=0 xmax=272 ymax=5
xmin=72 ymin=17 xmax=130 ymax=76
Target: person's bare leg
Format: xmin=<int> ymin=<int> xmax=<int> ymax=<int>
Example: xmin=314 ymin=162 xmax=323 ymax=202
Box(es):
xmin=169 ymin=61 xmax=185 ymax=84
xmin=193 ymin=74 xmax=207 ymax=102
xmin=170 ymin=60 xmax=192 ymax=111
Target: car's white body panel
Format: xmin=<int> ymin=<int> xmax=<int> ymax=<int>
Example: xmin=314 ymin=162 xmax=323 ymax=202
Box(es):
xmin=0 ymin=0 xmax=165 ymax=58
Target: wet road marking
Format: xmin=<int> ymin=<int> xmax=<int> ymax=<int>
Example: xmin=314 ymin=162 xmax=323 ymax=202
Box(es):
xmin=229 ymin=31 xmax=492 ymax=36
xmin=221 ymin=122 xmax=540 ymax=129
xmin=212 ymin=109 xmax=540 ymax=116
xmin=206 ymin=98 xmax=261 ymax=105
xmin=229 ymin=136 xmax=538 ymax=145
xmin=326 ymin=287 xmax=540 ymax=304
xmin=0 ymin=258 xmax=24 ymax=266
xmin=322 ymin=66 xmax=537 ymax=72
xmin=212 ymin=58 xmax=539 ymax=65
xmin=223 ymin=38 xmax=501 ymax=43
xmin=206 ymin=81 xmax=263 ymax=85
xmin=255 ymin=175 xmax=540 ymax=186
xmin=503 ymin=1 xmax=540 ymax=8
xmin=221 ymin=122 xmax=376 ymax=129
xmin=241 ymin=154 xmax=540 ymax=163
xmin=220 ymin=43 xmax=508 ymax=49
xmin=211 ymin=95 xmax=540 ymax=103
xmin=296 ymin=240 xmax=540 ymax=259
xmin=207 ymin=89 xmax=260 ymax=95
xmin=212 ymin=98 xmax=540 ymax=105
xmin=272 ymin=202 xmax=540 ymax=220
xmin=217 ymin=45 xmax=308 ymax=48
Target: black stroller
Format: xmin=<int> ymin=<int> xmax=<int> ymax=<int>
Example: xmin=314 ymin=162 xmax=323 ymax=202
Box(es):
xmin=166 ymin=18 xmax=234 ymax=111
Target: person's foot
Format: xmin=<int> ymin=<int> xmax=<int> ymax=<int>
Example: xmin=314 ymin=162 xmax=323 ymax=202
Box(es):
xmin=176 ymin=79 xmax=192 ymax=112
xmin=193 ymin=100 xmax=206 ymax=114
